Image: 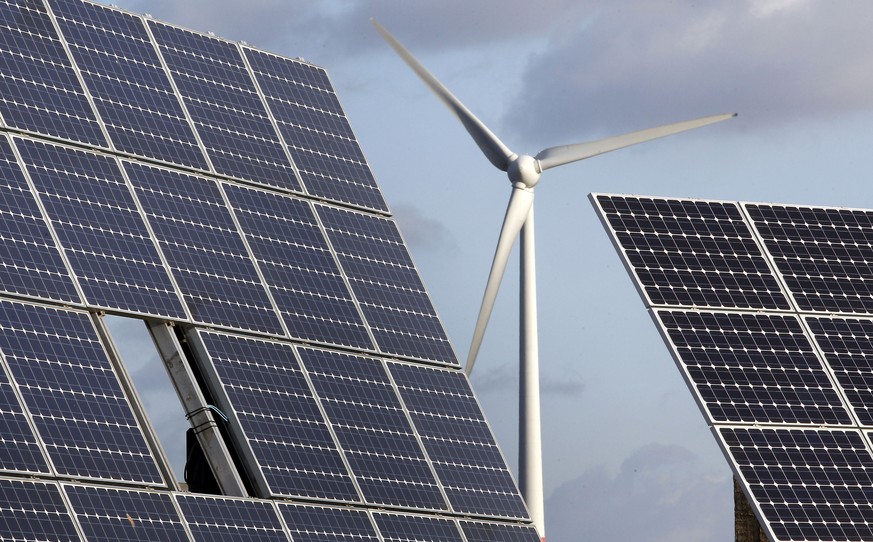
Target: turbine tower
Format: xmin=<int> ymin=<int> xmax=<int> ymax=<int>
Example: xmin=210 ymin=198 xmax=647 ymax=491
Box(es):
xmin=374 ymin=20 xmax=735 ymax=540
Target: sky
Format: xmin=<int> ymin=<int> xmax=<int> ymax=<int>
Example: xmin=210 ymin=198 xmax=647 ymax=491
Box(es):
xmin=99 ymin=1 xmax=873 ymax=540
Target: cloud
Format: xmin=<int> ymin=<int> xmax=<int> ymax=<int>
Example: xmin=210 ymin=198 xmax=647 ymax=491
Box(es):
xmin=546 ymin=443 xmax=733 ymax=542
xmin=506 ymin=0 xmax=873 ymax=143
xmin=392 ymin=204 xmax=458 ymax=254
xmin=472 ymin=363 xmax=585 ymax=397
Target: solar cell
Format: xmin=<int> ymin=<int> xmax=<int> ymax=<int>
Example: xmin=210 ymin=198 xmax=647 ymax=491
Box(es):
xmin=655 ymin=309 xmax=852 ymax=425
xmin=223 ymin=184 xmax=373 ymax=350
xmin=48 ymin=0 xmax=209 ymax=170
xmin=316 ymin=204 xmax=458 ymax=365
xmin=148 ymin=21 xmax=300 ymax=192
xmin=0 ymin=0 xmax=106 ymax=146
xmin=460 ymin=520 xmax=542 ymax=542
xmin=0 ymin=299 xmax=163 ymax=485
xmin=190 ymin=330 xmax=359 ymax=501
xmin=388 ymin=362 xmax=529 ymax=519
xmin=805 ymin=316 xmax=873 ymax=426
xmin=372 ymin=512 xmax=464 ymax=542
xmin=278 ymin=504 xmax=379 ymax=542
xmin=176 ymin=494 xmax=290 ymax=542
xmin=0 ymin=478 xmax=79 ymax=541
xmin=0 ymin=365 xmax=48 ymax=475
xmin=63 ymin=484 xmax=189 ymax=541
xmin=594 ymin=194 xmax=791 ymax=310
xmin=745 ymin=203 xmax=873 ymax=314
xmin=245 ymin=48 xmax=388 ymax=212
xmin=15 ymin=137 xmax=187 ymax=319
xmin=124 ymin=160 xmax=284 ymax=335
xmin=719 ymin=427 xmax=873 ymax=542
xmin=0 ymin=135 xmax=79 ymax=303
xmin=297 ymin=347 xmax=448 ymax=511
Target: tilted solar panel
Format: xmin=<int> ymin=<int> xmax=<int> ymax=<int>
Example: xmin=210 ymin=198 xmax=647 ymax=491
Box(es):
xmin=0 ymin=478 xmax=79 ymax=541
xmin=460 ymin=520 xmax=543 ymax=542
xmin=278 ymin=503 xmax=380 ymax=542
xmin=372 ymin=512 xmax=465 ymax=542
xmin=594 ymin=193 xmax=873 ymax=542
xmin=175 ymin=494 xmax=290 ymax=542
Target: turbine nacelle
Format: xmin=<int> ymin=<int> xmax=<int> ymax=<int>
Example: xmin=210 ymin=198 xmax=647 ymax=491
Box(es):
xmin=507 ymin=154 xmax=542 ymax=189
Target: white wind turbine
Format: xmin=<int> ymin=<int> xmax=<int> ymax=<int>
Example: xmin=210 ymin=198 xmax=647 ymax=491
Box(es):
xmin=373 ymin=20 xmax=735 ymax=540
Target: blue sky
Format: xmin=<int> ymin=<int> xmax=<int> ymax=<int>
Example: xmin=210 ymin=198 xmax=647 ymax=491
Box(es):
xmin=103 ymin=1 xmax=873 ymax=540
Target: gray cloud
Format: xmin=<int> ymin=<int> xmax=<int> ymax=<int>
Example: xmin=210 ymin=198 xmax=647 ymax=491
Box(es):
xmin=392 ymin=204 xmax=458 ymax=254
xmin=507 ymin=0 xmax=873 ymax=143
xmin=546 ymin=443 xmax=732 ymax=542
xmin=472 ymin=362 xmax=585 ymax=397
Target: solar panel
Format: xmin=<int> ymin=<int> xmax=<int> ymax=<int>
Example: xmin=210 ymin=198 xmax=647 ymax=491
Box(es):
xmin=63 ymin=484 xmax=189 ymax=541
xmin=594 ymin=193 xmax=873 ymax=542
xmin=460 ymin=520 xmax=543 ymax=542
xmin=47 ymin=0 xmax=209 ymax=171
xmin=594 ymin=194 xmax=791 ymax=310
xmin=15 ymin=137 xmax=187 ymax=319
xmin=371 ymin=512 xmax=464 ymax=542
xmin=0 ymin=0 xmax=106 ymax=147
xmin=244 ymin=48 xmax=389 ymax=213
xmin=0 ymin=134 xmax=79 ymax=303
xmin=0 ymin=299 xmax=163 ymax=485
xmin=175 ymin=494 xmax=290 ymax=542
xmin=0 ymin=478 xmax=79 ymax=541
xmin=297 ymin=346 xmax=448 ymax=511
xmin=124 ymin=160 xmax=283 ymax=335
xmin=0 ymin=1 xmax=535 ymax=539
xmin=189 ymin=329 xmax=359 ymax=502
xmin=148 ymin=21 xmax=300 ymax=192
xmin=316 ymin=204 xmax=458 ymax=365
xmin=223 ymin=183 xmax=373 ymax=350
xmin=278 ymin=503 xmax=379 ymax=542
xmin=388 ymin=362 xmax=529 ymax=519
xmin=745 ymin=203 xmax=873 ymax=314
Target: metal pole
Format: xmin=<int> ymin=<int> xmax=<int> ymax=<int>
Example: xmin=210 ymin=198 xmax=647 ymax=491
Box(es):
xmin=520 ymin=206 xmax=545 ymax=541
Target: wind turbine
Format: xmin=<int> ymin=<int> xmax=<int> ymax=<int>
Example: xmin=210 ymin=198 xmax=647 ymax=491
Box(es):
xmin=373 ymin=20 xmax=735 ymax=541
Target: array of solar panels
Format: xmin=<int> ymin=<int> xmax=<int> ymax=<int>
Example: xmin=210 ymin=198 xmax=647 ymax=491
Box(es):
xmin=0 ymin=0 xmax=536 ymax=539
xmin=593 ymin=193 xmax=873 ymax=542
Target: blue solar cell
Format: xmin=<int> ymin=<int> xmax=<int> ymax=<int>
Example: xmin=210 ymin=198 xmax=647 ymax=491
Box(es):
xmin=63 ymin=484 xmax=189 ymax=541
xmin=594 ymin=195 xmax=791 ymax=310
xmin=298 ymin=347 xmax=448 ymax=511
xmin=278 ymin=504 xmax=379 ymax=542
xmin=223 ymin=184 xmax=372 ymax=350
xmin=15 ymin=137 xmax=186 ymax=319
xmin=0 ymin=135 xmax=79 ymax=303
xmin=0 ymin=479 xmax=79 ymax=541
xmin=176 ymin=494 xmax=290 ymax=542
xmin=316 ymin=205 xmax=457 ymax=365
xmin=48 ymin=0 xmax=209 ymax=170
xmin=372 ymin=512 xmax=463 ymax=542
xmin=0 ymin=365 xmax=48 ymax=475
xmin=0 ymin=0 xmax=106 ymax=146
xmin=124 ymin=161 xmax=284 ymax=335
xmin=244 ymin=48 xmax=388 ymax=212
xmin=460 ymin=521 xmax=542 ymax=542
xmin=0 ymin=299 xmax=163 ymax=484
xmin=192 ymin=330 xmax=359 ymax=501
xmin=655 ymin=310 xmax=851 ymax=425
xmin=148 ymin=22 xmax=300 ymax=191
xmin=389 ymin=363 xmax=529 ymax=519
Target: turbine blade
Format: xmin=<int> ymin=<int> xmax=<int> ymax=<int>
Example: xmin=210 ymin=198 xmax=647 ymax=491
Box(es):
xmin=466 ymin=187 xmax=535 ymax=375
xmin=372 ymin=19 xmax=515 ymax=172
xmin=535 ymin=113 xmax=737 ymax=171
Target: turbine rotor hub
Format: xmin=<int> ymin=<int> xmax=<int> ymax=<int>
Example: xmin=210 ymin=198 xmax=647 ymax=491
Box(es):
xmin=507 ymin=154 xmax=541 ymax=189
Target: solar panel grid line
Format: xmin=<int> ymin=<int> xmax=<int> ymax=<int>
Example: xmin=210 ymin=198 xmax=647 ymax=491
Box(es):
xmin=0 ymin=0 xmax=107 ymax=147
xmin=295 ymin=346 xmax=450 ymax=512
xmin=90 ymin=314 xmax=179 ymax=490
xmin=12 ymin=135 xmax=189 ymax=320
xmin=185 ymin=329 xmax=362 ymax=502
xmin=741 ymin=201 xmax=873 ymax=316
xmin=314 ymin=203 xmax=459 ymax=366
xmin=650 ymin=308 xmax=855 ymax=427
xmin=371 ymin=511 xmax=465 ymax=542
xmin=220 ymin=182 xmax=377 ymax=352
xmin=145 ymin=20 xmax=301 ymax=194
xmin=276 ymin=502 xmax=382 ymax=542
xmin=589 ymin=193 xmax=794 ymax=312
xmin=46 ymin=0 xmax=211 ymax=173
xmin=0 ymin=477 xmax=83 ymax=541
xmin=174 ymin=493 xmax=292 ymax=542
xmin=243 ymin=46 xmax=390 ymax=214
xmin=713 ymin=425 xmax=873 ymax=542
